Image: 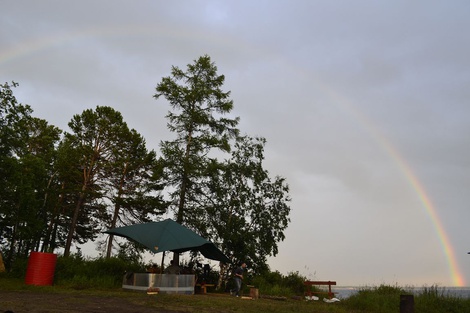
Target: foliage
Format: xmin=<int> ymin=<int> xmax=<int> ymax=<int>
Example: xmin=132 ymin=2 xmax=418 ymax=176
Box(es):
xmin=54 ymin=254 xmax=145 ymax=288
xmin=154 ymin=56 xmax=291 ymax=280
xmin=114 ymin=241 xmax=147 ymax=264
xmin=154 ymin=54 xmax=240 ymax=226
xmin=42 ymin=105 xmax=164 ymax=257
xmin=414 ymin=285 xmax=470 ymax=313
xmin=4 ymin=256 xmax=28 ymax=279
xmin=0 ymin=82 xmax=62 ymax=269
xmin=251 ymin=270 xmax=306 ymax=297
xmin=2 ymin=56 xmax=291 ymax=284
xmin=103 ymin=127 xmax=166 ymax=258
xmin=344 ymin=284 xmax=407 ymax=312
xmin=0 ymin=85 xmax=164 ymax=268
xmin=340 ymin=284 xmax=470 ymax=313
xmin=204 ymin=136 xmax=291 ymax=273
xmin=3 ymin=253 xmax=144 ymax=289
xmin=61 ymin=106 xmax=134 ymax=256
xmin=2 ymin=254 xmax=470 ymax=313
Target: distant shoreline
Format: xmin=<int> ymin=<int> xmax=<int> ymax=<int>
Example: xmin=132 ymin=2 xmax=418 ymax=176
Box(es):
xmin=332 ymin=286 xmax=470 ymax=299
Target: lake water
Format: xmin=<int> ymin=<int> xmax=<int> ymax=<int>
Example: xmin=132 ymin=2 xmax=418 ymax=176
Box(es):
xmin=332 ymin=286 xmax=470 ymax=299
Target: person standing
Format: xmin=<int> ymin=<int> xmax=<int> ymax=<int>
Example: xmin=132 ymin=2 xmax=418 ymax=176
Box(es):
xmin=231 ymin=262 xmax=246 ymax=297
xmin=164 ymin=260 xmax=181 ymax=274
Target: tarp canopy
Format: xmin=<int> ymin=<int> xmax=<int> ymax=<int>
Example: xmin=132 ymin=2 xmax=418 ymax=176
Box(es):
xmin=104 ymin=219 xmax=231 ymax=263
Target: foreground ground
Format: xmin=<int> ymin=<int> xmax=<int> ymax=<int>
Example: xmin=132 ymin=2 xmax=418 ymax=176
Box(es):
xmin=0 ymin=290 xmax=184 ymax=313
xmin=2 ymin=277 xmax=469 ymax=313
xmin=0 ymin=288 xmax=345 ymax=313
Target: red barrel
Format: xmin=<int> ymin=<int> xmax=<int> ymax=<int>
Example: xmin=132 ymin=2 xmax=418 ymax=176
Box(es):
xmin=25 ymin=251 xmax=57 ymax=286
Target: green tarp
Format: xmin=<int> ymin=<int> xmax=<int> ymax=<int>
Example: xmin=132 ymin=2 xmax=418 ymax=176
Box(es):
xmin=104 ymin=219 xmax=230 ymax=263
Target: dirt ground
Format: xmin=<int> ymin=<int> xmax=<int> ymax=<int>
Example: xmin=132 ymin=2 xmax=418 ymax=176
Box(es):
xmin=0 ymin=290 xmax=183 ymax=313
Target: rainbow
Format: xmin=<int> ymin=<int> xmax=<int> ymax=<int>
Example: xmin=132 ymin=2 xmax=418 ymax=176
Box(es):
xmin=0 ymin=25 xmax=240 ymax=68
xmin=394 ymin=151 xmax=466 ymax=287
xmin=0 ymin=26 xmax=163 ymax=65
xmin=1 ymin=27 xmax=465 ymax=286
xmin=338 ymin=99 xmax=466 ymax=287
xmin=280 ymin=51 xmax=467 ymax=286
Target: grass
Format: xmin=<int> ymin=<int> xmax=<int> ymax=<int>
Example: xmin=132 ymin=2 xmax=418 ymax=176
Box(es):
xmin=0 ymin=277 xmax=341 ymax=313
xmin=1 ymin=276 xmax=469 ymax=313
xmin=414 ymin=285 xmax=469 ymax=313
xmin=0 ymin=277 xmax=345 ymax=313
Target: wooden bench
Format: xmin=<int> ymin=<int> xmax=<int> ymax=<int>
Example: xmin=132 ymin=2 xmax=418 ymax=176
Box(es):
xmin=195 ymin=283 xmax=215 ymax=294
xmin=304 ymin=281 xmax=336 ymax=299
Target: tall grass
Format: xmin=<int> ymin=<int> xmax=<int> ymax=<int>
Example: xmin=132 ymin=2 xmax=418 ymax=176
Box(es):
xmin=344 ymin=284 xmax=408 ymax=312
xmin=414 ymin=285 xmax=470 ymax=313
xmin=343 ymin=284 xmax=470 ymax=313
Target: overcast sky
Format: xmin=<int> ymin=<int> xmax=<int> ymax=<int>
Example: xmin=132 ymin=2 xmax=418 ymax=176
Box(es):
xmin=2 ymin=1 xmax=469 ymax=287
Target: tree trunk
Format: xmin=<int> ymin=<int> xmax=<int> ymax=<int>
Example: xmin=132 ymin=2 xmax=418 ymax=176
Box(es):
xmin=106 ymin=202 xmax=121 ymax=258
xmin=42 ymin=183 xmax=65 ymax=252
xmin=106 ymin=164 xmax=127 ymax=258
xmin=217 ymin=262 xmax=228 ymax=290
xmin=64 ymin=191 xmax=85 ymax=257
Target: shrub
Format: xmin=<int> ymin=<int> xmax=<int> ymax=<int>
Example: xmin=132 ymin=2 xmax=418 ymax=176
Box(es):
xmin=251 ymin=270 xmax=306 ymax=297
xmin=7 ymin=256 xmax=28 ymax=278
xmin=344 ymin=284 xmax=406 ymax=312
xmin=54 ymin=255 xmax=144 ymax=288
xmin=283 ymin=271 xmax=306 ymax=295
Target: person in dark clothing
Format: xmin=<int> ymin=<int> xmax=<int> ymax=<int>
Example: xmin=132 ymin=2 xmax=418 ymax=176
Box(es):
xmin=230 ymin=262 xmax=246 ymax=297
xmin=164 ymin=260 xmax=181 ymax=274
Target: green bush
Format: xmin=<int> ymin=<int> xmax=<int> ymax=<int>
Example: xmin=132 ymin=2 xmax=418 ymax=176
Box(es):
xmin=5 ymin=253 xmax=145 ymax=289
xmin=54 ymin=255 xmax=144 ymax=288
xmin=344 ymin=284 xmax=406 ymax=312
xmin=283 ymin=271 xmax=307 ymax=295
xmin=6 ymin=256 xmax=28 ymax=278
xmin=252 ymin=270 xmax=306 ymax=297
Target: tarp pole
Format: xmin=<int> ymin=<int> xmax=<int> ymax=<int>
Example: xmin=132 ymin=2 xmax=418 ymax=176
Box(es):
xmin=160 ymin=251 xmax=166 ymax=273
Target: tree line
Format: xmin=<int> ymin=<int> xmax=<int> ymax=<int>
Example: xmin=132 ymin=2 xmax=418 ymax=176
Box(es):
xmin=0 ymin=55 xmax=291 ymax=276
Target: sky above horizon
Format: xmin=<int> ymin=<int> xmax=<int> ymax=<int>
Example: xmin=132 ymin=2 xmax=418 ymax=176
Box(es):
xmin=2 ymin=1 xmax=469 ymax=286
